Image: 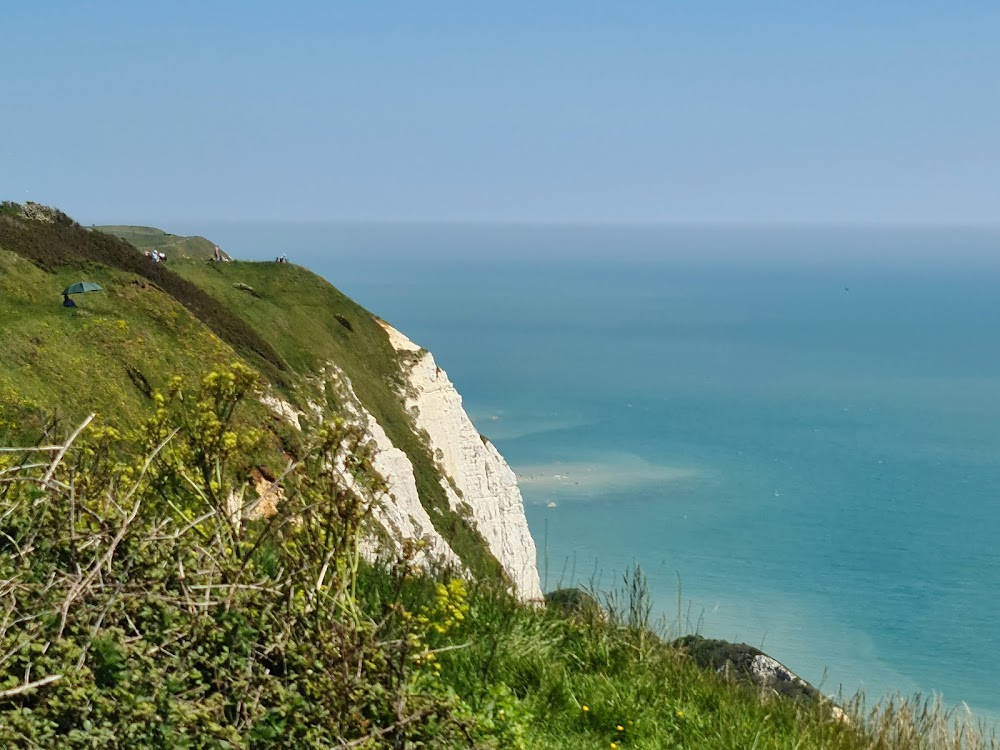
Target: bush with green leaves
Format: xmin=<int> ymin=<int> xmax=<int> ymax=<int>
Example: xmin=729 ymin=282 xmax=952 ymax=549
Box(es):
xmin=0 ymin=364 xmax=481 ymax=748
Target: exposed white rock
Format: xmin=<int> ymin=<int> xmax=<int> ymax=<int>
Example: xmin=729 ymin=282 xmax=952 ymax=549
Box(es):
xmin=257 ymin=373 xmax=462 ymax=570
xmin=749 ymin=655 xmax=853 ymax=725
xmin=318 ymin=366 xmax=464 ymax=571
xmin=829 ymin=705 xmax=851 ymax=725
xmin=381 ymin=322 xmax=422 ymax=353
xmin=259 ymin=394 xmax=302 ymax=431
xmin=380 ymin=322 xmax=543 ymax=602
xmin=749 ymin=654 xmax=808 ymax=688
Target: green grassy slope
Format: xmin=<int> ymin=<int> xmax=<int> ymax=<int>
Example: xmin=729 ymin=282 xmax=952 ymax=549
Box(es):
xmin=0 ymin=206 xmax=287 ymax=379
xmin=169 ymin=259 xmax=500 ymax=579
xmin=95 ymin=225 xmax=219 ymax=259
xmin=0 ymin=248 xmax=238 ymax=428
xmin=0 ymin=203 xmax=498 ymax=578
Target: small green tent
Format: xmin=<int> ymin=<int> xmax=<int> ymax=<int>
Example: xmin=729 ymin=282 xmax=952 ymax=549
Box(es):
xmin=62 ymin=282 xmax=103 ymax=295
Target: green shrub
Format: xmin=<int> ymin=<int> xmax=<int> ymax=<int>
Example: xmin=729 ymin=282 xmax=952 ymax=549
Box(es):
xmin=0 ymin=364 xmax=480 ymax=748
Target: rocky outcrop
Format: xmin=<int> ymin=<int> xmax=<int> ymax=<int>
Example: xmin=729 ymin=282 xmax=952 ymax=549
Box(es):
xmin=545 ymin=588 xmax=604 ymax=620
xmin=259 ymin=394 xmax=302 ymax=431
xmin=381 ymin=323 xmax=543 ymax=602
xmin=672 ymin=634 xmax=851 ymax=726
xmin=20 ymin=202 xmax=66 ymax=223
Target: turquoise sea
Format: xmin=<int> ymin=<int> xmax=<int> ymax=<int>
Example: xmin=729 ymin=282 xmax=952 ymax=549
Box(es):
xmin=178 ymin=223 xmax=1000 ymax=722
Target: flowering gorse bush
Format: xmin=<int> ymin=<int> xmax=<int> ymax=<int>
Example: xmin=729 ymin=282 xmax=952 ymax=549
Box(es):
xmin=0 ymin=364 xmax=485 ymax=748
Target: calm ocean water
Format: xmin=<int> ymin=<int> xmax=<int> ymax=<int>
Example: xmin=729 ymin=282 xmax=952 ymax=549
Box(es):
xmin=177 ymin=223 xmax=1000 ymax=721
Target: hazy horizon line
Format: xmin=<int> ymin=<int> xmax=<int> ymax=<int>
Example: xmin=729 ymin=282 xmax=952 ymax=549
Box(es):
xmin=89 ymin=217 xmax=1000 ymax=230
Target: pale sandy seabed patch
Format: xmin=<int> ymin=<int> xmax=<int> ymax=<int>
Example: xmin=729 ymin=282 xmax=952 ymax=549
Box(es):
xmin=515 ymin=455 xmax=700 ymax=499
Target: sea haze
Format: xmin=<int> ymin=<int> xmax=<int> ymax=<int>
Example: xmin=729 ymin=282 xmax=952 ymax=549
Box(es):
xmin=174 ymin=222 xmax=1000 ymax=722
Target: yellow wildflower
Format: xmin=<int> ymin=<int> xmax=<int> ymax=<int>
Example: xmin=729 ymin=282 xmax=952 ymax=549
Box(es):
xmin=582 ymin=705 xmax=589 ymax=712
xmin=617 ymin=725 xmax=624 ymax=731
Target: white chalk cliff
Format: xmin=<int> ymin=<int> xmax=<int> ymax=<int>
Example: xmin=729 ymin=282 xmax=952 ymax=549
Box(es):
xmin=261 ymin=325 xmax=542 ymax=602
xmin=381 ymin=322 xmax=543 ymax=602
xmin=321 ymin=365 xmax=465 ymax=572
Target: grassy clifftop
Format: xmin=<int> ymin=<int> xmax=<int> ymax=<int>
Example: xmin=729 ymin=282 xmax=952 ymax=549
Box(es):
xmin=95 ymin=225 xmax=220 ymax=259
xmin=0 ymin=204 xmax=286 ymax=378
xmin=0 ymin=201 xmax=496 ymax=578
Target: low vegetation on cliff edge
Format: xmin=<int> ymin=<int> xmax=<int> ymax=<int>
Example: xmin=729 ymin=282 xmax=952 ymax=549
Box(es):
xmin=0 ymin=368 xmax=996 ymax=749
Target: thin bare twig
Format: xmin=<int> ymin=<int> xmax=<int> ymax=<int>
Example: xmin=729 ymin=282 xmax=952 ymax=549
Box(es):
xmin=0 ymin=446 xmax=64 ymax=453
xmin=0 ymin=674 xmax=62 ymax=700
xmin=0 ymin=461 xmax=49 ymax=476
xmin=42 ymin=414 xmax=95 ymax=486
xmin=56 ymin=429 xmax=179 ymax=636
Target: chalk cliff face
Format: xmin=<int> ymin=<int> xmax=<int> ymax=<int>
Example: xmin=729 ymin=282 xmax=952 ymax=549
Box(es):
xmin=320 ymin=365 xmax=465 ymax=572
xmin=380 ymin=323 xmax=543 ymax=602
xmin=262 ymin=326 xmax=543 ymax=602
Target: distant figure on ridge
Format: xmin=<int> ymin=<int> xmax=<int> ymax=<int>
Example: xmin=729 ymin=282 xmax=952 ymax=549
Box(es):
xmin=62 ymin=294 xmax=76 ymax=308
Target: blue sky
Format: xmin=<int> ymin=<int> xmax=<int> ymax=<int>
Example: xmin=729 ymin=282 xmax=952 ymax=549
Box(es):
xmin=2 ymin=1 xmax=998 ymax=224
